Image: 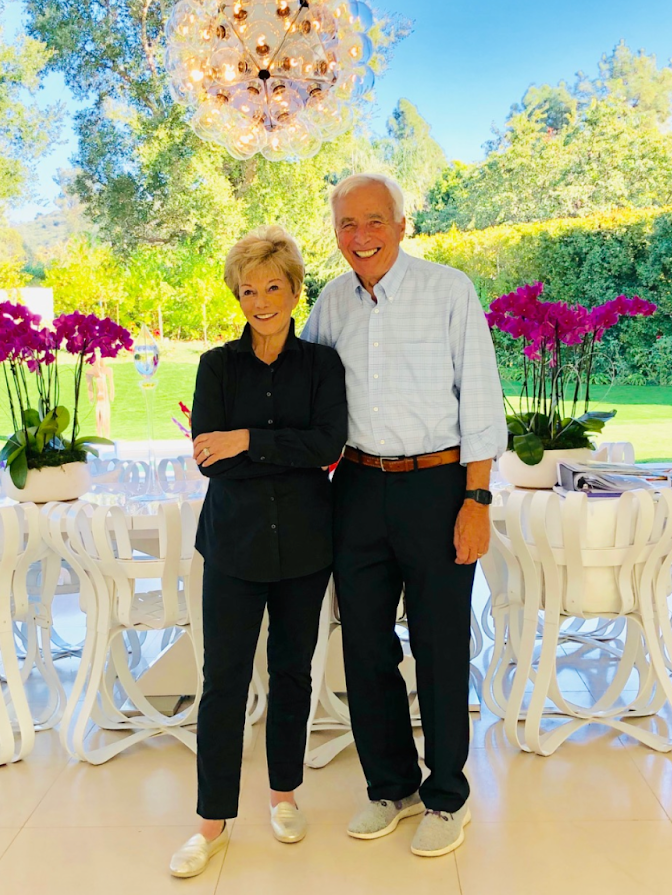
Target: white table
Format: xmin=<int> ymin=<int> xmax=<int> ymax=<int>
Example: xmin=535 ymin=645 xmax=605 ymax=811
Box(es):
xmin=479 ymin=485 xmax=672 ymax=754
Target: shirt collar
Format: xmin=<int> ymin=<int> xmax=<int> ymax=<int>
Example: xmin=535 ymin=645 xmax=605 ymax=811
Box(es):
xmin=235 ymin=318 xmax=300 ymax=353
xmin=351 ymin=248 xmax=410 ymax=303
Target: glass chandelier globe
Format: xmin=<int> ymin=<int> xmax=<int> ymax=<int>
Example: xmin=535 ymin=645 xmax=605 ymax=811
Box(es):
xmin=164 ymin=0 xmax=382 ymax=161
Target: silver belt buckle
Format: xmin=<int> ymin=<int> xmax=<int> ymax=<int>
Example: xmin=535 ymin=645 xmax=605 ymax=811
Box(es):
xmin=379 ymin=454 xmax=401 ymax=472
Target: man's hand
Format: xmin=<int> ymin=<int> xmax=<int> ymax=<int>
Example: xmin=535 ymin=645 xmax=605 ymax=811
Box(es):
xmin=454 ymin=500 xmax=490 ymax=565
xmin=193 ymin=430 xmax=250 ymax=467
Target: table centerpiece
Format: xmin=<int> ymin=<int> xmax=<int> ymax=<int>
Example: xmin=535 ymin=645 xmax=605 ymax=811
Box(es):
xmin=486 ymin=283 xmax=657 ymax=488
xmin=0 ymin=302 xmax=133 ymax=501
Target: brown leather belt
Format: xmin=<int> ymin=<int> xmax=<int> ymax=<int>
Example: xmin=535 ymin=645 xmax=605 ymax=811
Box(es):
xmin=343 ymin=445 xmax=460 ymax=473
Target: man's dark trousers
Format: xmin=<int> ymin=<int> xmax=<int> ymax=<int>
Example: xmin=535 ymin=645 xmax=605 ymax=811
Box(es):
xmin=333 ymin=458 xmax=475 ymax=813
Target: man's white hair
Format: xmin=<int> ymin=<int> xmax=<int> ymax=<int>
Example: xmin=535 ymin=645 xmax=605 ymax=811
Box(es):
xmin=330 ymin=173 xmax=405 ymax=227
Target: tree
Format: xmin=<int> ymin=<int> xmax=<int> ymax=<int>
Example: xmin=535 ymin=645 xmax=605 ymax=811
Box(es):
xmin=0 ymin=23 xmax=62 ymax=211
xmin=517 ymin=83 xmax=577 ymax=133
xmin=376 ymin=99 xmax=446 ymax=221
xmin=418 ymin=43 xmax=672 ymax=233
xmin=25 ymin=0 xmax=411 ymax=260
xmin=593 ymin=40 xmax=672 ymax=126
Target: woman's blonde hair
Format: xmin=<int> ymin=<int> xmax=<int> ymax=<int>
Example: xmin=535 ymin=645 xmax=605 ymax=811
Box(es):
xmin=224 ymin=226 xmax=305 ymax=300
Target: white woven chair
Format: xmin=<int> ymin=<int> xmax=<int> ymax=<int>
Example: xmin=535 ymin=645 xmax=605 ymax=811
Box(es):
xmin=40 ymin=499 xmax=204 ymax=764
xmin=0 ymin=503 xmax=63 ymax=764
xmin=487 ymin=489 xmax=672 ymax=755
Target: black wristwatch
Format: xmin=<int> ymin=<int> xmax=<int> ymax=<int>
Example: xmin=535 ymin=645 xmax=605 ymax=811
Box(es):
xmin=465 ymin=489 xmax=493 ymax=506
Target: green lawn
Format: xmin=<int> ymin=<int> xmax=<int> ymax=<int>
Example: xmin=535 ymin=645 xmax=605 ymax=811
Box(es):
xmin=2 ymin=346 xmax=671 ymax=460
xmin=0 ymin=342 xmax=204 ymax=445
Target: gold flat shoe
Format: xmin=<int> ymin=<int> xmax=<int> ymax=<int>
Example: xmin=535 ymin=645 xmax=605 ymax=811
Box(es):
xmin=169 ymin=825 xmax=228 ymax=879
xmin=270 ymin=802 xmax=307 ymax=844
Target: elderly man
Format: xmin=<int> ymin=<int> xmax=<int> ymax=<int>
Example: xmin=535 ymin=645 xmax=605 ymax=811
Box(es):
xmin=302 ymin=173 xmax=507 ymax=858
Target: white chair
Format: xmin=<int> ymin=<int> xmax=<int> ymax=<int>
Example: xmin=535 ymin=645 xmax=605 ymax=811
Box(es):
xmin=178 ymin=455 xmax=203 ymax=481
xmin=486 ymin=489 xmax=672 ymax=755
xmin=593 ymin=441 xmax=636 ymax=464
xmin=41 ymin=499 xmax=204 ymax=764
xmin=0 ymin=504 xmax=63 ymax=764
xmin=304 ymin=581 xmax=483 ymax=768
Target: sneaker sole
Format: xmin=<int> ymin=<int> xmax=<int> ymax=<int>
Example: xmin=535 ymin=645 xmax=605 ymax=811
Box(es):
xmin=347 ymin=803 xmax=425 ymax=840
xmin=410 ymin=809 xmax=472 ymax=857
xmin=169 ymin=835 xmax=228 ymax=878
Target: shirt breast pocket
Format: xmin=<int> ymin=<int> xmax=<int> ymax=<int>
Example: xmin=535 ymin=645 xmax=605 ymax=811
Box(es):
xmin=389 ymin=341 xmax=448 ymax=395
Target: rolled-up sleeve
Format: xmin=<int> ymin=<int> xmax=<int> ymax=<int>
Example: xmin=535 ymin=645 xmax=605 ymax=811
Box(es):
xmin=450 ymin=279 xmax=508 ymax=465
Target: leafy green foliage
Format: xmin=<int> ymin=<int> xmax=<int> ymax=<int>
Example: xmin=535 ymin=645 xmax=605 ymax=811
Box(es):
xmin=414 ymin=207 xmax=672 ymax=383
xmin=416 ymin=43 xmax=672 ymax=234
xmin=0 ymin=24 xmax=62 ymax=211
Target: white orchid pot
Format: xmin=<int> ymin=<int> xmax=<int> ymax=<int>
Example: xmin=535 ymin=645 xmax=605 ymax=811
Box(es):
xmin=1 ymin=461 xmax=91 ymax=503
xmin=498 ymin=448 xmax=594 ymax=489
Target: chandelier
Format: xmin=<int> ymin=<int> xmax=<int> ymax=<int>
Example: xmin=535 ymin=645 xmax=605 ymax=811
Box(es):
xmin=164 ymin=0 xmax=379 ymax=161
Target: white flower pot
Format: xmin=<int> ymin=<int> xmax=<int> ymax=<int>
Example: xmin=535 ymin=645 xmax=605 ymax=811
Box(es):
xmin=498 ymin=448 xmax=594 ymax=489
xmin=1 ymin=461 xmax=92 ymax=503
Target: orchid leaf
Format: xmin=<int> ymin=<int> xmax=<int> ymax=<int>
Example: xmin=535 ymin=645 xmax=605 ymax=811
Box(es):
xmin=0 ymin=436 xmax=21 ymax=462
xmin=9 ymin=448 xmax=28 ymax=490
xmin=73 ymin=435 xmax=114 ymax=446
xmin=22 ymin=408 xmax=40 ymax=428
xmin=6 ymin=446 xmax=25 ymax=465
xmin=50 ymin=406 xmax=70 ymax=436
xmin=513 ymin=433 xmax=545 ymax=466
xmin=506 ymin=417 xmax=526 ymax=436
xmin=577 ymin=410 xmax=617 ymax=423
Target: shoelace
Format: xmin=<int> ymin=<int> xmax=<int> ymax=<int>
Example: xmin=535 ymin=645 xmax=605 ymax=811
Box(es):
xmin=425 ymin=810 xmax=453 ymax=822
xmin=379 ymin=800 xmax=404 ymax=810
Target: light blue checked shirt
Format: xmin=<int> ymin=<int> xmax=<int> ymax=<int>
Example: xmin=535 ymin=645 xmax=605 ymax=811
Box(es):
xmin=301 ymin=249 xmax=507 ymax=465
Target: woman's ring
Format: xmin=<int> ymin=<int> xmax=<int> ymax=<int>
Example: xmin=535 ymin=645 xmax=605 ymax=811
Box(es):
xmin=202 ymin=447 xmax=211 ymax=459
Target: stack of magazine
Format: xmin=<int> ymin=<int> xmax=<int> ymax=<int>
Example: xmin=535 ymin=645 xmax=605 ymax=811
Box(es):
xmin=555 ymin=461 xmax=672 ymax=498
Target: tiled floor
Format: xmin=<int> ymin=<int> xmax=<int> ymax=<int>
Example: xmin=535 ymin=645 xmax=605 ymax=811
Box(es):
xmin=3 ymin=576 xmax=672 ymax=894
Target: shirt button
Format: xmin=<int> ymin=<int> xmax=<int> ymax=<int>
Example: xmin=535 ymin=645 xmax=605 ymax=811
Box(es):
xmin=373 ymin=341 xmax=379 ymax=347
xmin=373 ymin=407 xmax=379 ymax=412
xmin=374 ymin=374 xmax=379 ymax=379
xmin=380 ymin=440 xmax=385 ymax=445
xmin=261 ymin=456 xmax=266 ymax=461
xmin=270 ymin=496 xmax=275 ymax=501
xmin=374 ymin=308 xmax=380 ymax=314
xmin=268 ymin=419 xmax=273 ymax=424
xmin=271 ymin=524 xmax=277 ymax=530
xmin=389 ymin=297 xmax=394 ymax=302
xmin=267 ymin=392 xmax=272 ymax=397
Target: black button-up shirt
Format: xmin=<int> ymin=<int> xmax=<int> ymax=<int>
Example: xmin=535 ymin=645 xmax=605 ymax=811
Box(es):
xmin=191 ymin=320 xmax=347 ymax=582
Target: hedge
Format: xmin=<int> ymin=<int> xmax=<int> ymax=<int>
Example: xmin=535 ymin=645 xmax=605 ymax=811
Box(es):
xmin=408 ymin=208 xmax=672 ymax=384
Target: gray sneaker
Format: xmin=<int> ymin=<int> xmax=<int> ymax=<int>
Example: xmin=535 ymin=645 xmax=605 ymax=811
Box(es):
xmin=411 ymin=804 xmax=471 ymax=857
xmin=347 ymin=793 xmax=424 ymax=840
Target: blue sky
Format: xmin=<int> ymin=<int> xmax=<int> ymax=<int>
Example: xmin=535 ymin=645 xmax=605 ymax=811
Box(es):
xmin=5 ymin=0 xmax=672 ymax=222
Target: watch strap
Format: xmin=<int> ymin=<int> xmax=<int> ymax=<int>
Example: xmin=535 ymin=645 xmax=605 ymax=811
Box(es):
xmin=465 ymin=488 xmax=493 ymax=506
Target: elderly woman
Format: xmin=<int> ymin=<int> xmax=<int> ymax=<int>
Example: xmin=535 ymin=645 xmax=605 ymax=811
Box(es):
xmin=170 ymin=227 xmax=347 ymax=879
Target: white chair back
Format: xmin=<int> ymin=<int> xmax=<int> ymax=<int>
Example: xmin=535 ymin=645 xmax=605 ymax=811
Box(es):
xmin=592 ymin=441 xmax=636 ymax=464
